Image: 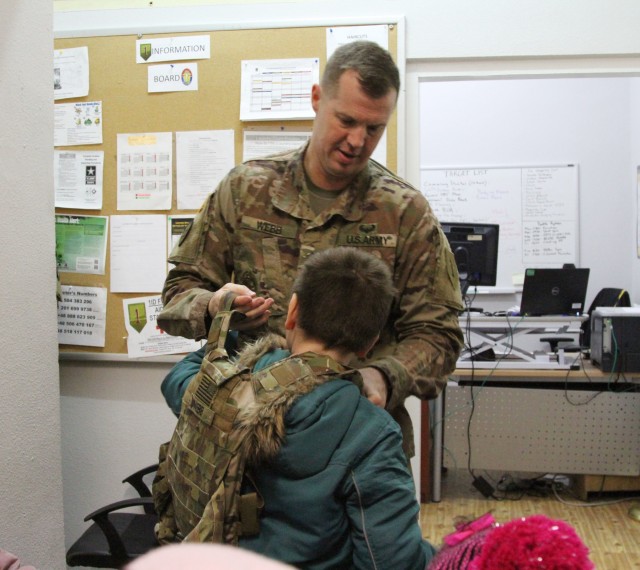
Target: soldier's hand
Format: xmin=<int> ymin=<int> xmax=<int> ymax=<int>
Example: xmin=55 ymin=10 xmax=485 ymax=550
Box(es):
xmin=207 ymin=284 xmax=274 ymax=331
xmin=360 ymin=367 xmax=388 ymax=408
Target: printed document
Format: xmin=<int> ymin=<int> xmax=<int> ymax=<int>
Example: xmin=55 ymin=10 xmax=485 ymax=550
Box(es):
xmin=240 ymin=58 xmax=319 ymax=121
xmin=176 ymin=130 xmax=234 ymax=209
xmin=110 ymin=215 xmax=167 ymax=293
xmin=57 ymin=285 xmax=107 ymax=347
xmin=54 ymin=46 xmax=90 ymax=100
xmin=326 ymin=25 xmax=389 ymax=58
xmin=54 ymin=150 xmax=104 ymax=209
xmin=55 ymin=215 xmax=108 ymax=275
xmin=123 ymin=295 xmax=203 ymax=358
xmin=242 ymin=129 xmax=311 ymax=162
xmin=54 ymin=101 xmax=103 ymax=146
xmin=117 ymin=132 xmax=172 ymax=210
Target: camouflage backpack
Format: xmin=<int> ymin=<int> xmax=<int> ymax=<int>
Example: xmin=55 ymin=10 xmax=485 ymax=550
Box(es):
xmin=151 ymin=293 xmax=355 ymax=544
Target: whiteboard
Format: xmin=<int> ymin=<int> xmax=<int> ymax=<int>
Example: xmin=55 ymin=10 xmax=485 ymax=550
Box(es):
xmin=420 ymin=165 xmax=579 ymax=290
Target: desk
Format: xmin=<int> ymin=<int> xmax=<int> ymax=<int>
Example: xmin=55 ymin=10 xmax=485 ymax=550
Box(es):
xmin=457 ymin=314 xmax=586 ymax=369
xmin=425 ymin=361 xmax=640 ymax=502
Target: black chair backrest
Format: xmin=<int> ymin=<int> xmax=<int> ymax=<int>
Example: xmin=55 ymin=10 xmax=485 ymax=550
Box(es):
xmin=582 ymin=288 xmax=630 ymax=348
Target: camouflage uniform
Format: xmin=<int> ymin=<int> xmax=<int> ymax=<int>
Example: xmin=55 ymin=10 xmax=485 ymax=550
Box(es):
xmin=159 ymin=143 xmax=463 ymax=457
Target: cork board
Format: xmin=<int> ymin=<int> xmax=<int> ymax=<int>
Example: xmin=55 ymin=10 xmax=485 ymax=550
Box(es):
xmin=54 ymin=25 xmax=398 ymax=355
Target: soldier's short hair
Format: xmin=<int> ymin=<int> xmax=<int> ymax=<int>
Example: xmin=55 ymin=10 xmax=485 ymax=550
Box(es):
xmin=321 ymin=40 xmax=400 ymax=100
xmin=292 ymin=247 xmax=395 ymax=354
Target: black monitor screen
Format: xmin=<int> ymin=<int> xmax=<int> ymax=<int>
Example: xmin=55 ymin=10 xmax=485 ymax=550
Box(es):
xmin=441 ymin=222 xmax=499 ymax=293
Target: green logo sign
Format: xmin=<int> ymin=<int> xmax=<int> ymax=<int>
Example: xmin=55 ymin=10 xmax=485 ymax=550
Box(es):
xmin=128 ymin=302 xmax=147 ymax=333
xmin=140 ymin=43 xmax=152 ymax=61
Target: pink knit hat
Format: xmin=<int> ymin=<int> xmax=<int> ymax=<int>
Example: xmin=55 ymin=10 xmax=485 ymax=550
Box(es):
xmin=430 ymin=513 xmax=594 ymax=569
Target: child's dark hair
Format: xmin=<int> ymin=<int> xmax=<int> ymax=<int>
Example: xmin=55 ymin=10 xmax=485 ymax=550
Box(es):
xmin=292 ymin=247 xmax=395 ymax=354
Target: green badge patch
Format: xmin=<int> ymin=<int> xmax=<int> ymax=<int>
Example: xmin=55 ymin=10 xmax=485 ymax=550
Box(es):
xmin=139 ymin=43 xmax=152 ymax=61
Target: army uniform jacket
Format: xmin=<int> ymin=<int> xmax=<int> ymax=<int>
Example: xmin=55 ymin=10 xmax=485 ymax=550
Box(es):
xmin=158 ymin=143 xmax=463 ymax=457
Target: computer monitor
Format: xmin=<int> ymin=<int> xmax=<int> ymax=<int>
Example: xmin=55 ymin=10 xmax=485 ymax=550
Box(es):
xmin=441 ymin=222 xmax=500 ymax=295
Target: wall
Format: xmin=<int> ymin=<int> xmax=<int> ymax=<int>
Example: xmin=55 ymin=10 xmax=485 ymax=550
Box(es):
xmin=56 ymin=0 xmax=640 ymax=561
xmin=417 ymin=76 xmax=633 ymax=311
xmin=54 ymin=0 xmax=640 ymax=60
xmin=405 ymin=56 xmax=640 ymax=313
xmin=631 ymin=79 xmax=640 ymax=296
xmin=0 ymin=2 xmax=66 ymax=569
xmin=60 ymin=360 xmax=177 ymax=552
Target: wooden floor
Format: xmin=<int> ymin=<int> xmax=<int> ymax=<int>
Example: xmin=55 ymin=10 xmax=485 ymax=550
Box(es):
xmin=420 ymin=469 xmax=640 ymax=569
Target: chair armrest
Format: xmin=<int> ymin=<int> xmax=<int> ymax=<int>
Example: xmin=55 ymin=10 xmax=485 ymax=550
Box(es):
xmin=84 ymin=497 xmax=155 ymax=522
xmin=122 ymin=464 xmax=158 ymax=496
xmin=83 ymin=497 xmax=156 ymax=562
xmin=123 ymin=464 xmax=158 ymax=513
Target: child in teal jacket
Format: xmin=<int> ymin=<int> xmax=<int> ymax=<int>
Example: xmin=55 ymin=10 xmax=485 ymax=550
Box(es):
xmin=157 ymin=247 xmax=436 ymax=569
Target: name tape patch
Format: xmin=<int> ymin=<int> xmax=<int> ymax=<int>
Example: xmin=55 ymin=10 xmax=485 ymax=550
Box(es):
xmin=242 ymin=216 xmax=297 ymax=238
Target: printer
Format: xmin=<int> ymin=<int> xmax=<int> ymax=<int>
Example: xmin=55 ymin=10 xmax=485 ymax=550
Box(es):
xmin=590 ymin=307 xmax=640 ymax=372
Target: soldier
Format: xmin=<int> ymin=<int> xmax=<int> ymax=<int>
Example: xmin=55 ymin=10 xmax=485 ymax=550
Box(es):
xmin=158 ymin=40 xmax=463 ymax=459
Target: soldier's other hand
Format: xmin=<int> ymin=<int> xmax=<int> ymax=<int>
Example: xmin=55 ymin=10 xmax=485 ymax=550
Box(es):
xmin=208 ymin=284 xmax=274 ymax=331
xmin=231 ymin=294 xmax=274 ymax=331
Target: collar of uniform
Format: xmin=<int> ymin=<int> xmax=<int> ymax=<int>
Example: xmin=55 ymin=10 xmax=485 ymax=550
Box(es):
xmin=271 ymin=142 xmax=371 ymax=223
xmin=294 ymin=351 xmax=350 ymax=376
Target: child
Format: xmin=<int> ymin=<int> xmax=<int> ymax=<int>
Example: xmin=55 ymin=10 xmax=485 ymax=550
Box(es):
xmin=155 ymin=247 xmax=436 ymax=570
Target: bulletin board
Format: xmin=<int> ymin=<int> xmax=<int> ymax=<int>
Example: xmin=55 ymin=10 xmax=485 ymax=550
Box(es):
xmin=55 ymin=23 xmax=400 ymax=356
xmin=420 ymin=165 xmax=579 ymax=290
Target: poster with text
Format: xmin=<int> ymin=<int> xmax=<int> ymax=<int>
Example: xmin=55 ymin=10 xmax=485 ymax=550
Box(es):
xmin=57 ymin=285 xmax=107 ymax=347
xmin=123 ymin=296 xmax=203 ymax=358
xmin=55 ymin=214 xmax=108 ymax=274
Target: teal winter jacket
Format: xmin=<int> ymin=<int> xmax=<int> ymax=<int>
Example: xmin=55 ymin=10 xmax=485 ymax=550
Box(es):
xmin=238 ymin=365 xmax=435 ymax=569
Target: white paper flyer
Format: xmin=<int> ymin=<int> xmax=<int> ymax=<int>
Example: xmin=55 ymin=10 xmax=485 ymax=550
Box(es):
xmin=123 ymin=296 xmax=203 ymax=358
xmin=57 ymin=285 xmax=107 ymax=347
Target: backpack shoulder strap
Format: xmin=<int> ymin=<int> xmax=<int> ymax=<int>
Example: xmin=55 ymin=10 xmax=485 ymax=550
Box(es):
xmin=251 ymin=352 xmax=364 ymax=397
xmin=205 ymin=291 xmax=237 ymax=359
xmin=154 ymin=291 xmax=262 ymax=544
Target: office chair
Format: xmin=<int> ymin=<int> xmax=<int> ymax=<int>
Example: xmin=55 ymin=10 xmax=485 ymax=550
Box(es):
xmin=580 ymin=288 xmax=630 ymax=349
xmin=66 ymin=464 xmax=159 ymax=568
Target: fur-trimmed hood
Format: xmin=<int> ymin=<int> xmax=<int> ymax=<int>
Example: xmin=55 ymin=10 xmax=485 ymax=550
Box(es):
xmin=232 ymin=335 xmax=361 ymax=473
xmin=234 ymin=332 xmax=288 ymax=370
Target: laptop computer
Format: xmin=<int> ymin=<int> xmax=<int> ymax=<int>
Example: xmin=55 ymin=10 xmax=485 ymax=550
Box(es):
xmin=519 ymin=268 xmax=590 ymax=316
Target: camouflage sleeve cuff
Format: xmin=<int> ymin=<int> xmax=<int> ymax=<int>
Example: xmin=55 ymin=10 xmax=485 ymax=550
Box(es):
xmin=370 ymin=356 xmax=449 ymax=410
xmin=193 ymin=291 xmax=215 ymax=339
xmin=368 ymin=357 xmax=409 ymax=411
xmin=158 ymin=289 xmax=215 ymax=340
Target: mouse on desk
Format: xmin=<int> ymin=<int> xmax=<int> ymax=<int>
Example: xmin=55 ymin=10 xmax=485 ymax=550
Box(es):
xmin=460 ymin=307 xmax=484 ymax=314
xmin=506 ymin=305 xmax=521 ymax=316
